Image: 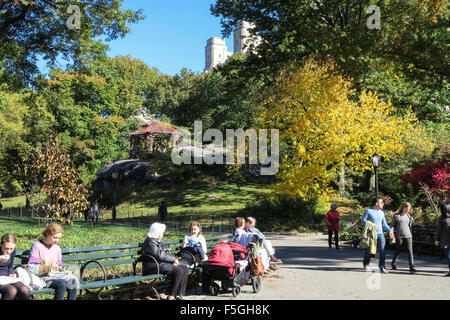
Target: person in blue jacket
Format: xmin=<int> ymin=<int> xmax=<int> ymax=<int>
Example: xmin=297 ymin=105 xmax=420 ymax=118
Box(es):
xmin=361 ymin=197 xmax=394 ymax=274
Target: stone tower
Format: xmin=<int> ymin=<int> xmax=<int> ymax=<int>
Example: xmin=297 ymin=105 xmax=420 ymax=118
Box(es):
xmin=204 ymin=37 xmax=233 ymax=73
xmin=233 ymin=21 xmax=261 ymax=54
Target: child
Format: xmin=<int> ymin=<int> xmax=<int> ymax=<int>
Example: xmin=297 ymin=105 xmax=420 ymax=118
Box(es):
xmin=182 ymin=222 xmax=207 ymax=262
xmin=325 ymin=203 xmax=341 ymax=249
xmin=28 ymin=223 xmax=77 ymax=300
xmin=0 ymin=233 xmax=30 ymax=300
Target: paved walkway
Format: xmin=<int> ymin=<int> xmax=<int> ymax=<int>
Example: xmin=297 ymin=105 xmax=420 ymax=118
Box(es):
xmin=184 ymin=234 xmax=450 ymax=300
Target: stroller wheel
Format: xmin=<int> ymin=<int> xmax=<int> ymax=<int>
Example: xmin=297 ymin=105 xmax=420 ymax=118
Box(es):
xmin=232 ymin=285 xmax=241 ymax=297
xmin=210 ymin=283 xmax=220 ymax=296
xmin=252 ymin=275 xmax=261 ymax=293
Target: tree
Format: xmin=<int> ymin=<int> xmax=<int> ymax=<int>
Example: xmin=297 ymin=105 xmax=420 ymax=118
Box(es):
xmin=148 ymin=54 xmax=264 ymax=131
xmin=32 ymin=138 xmax=89 ymax=224
xmin=211 ymin=0 xmax=449 ymax=122
xmin=258 ymin=57 xmax=434 ymax=199
xmin=82 ymin=55 xmax=159 ymax=118
xmin=0 ymin=0 xmax=144 ymax=87
xmin=212 ymin=0 xmax=448 ymax=80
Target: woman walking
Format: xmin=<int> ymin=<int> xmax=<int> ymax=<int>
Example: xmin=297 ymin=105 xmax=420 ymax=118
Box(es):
xmin=390 ymin=202 xmax=417 ymax=273
xmin=325 ymin=203 xmax=341 ymax=249
xmin=436 ymin=198 xmax=450 ymax=276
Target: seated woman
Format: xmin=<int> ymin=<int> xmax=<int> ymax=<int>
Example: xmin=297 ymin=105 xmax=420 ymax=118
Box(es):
xmin=141 ymin=223 xmax=189 ymax=300
xmin=28 ymin=223 xmax=77 ymax=300
xmin=0 ymin=233 xmax=30 ymax=300
xmin=234 ymin=217 xmax=251 ymax=246
xmin=235 ymin=217 xmax=275 ymax=273
xmin=245 ymin=217 xmax=283 ymax=264
xmin=181 ymin=222 xmax=207 ymax=262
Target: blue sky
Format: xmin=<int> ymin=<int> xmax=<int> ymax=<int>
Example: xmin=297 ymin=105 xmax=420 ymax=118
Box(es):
xmin=105 ymin=0 xmax=233 ymax=75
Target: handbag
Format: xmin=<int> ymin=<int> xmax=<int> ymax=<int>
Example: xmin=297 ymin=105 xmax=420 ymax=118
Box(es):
xmin=250 ymin=253 xmax=264 ymax=276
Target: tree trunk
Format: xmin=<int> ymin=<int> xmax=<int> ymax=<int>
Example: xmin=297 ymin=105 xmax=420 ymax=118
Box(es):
xmin=338 ymin=163 xmax=346 ymax=198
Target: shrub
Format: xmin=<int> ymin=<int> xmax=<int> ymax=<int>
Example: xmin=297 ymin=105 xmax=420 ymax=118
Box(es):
xmin=237 ymin=193 xmax=328 ymax=232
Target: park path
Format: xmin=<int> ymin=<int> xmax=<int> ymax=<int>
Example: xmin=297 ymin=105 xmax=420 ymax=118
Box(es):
xmin=184 ymin=234 xmax=450 ymax=300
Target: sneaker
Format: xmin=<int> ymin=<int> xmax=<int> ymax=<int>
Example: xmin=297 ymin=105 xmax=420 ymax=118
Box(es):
xmin=391 ymin=263 xmax=397 ymax=270
xmin=363 ymin=264 xmax=372 ymax=271
xmin=270 ymin=256 xmax=283 ymax=264
xmin=175 ymin=296 xmax=183 ymax=300
xmin=335 ymin=246 xmax=340 ymax=250
xmin=269 ymin=263 xmax=279 ymax=271
xmin=380 ymin=268 xmax=389 ymax=274
xmin=445 ymin=272 xmax=450 ymax=277
xmin=409 ymin=266 xmax=417 ymax=273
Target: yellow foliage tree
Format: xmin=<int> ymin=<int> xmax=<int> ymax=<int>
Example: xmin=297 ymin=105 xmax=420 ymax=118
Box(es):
xmin=258 ymin=57 xmax=434 ymax=199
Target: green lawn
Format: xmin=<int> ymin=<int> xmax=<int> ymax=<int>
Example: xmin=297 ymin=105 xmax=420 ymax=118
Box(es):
xmin=101 ymin=180 xmax=270 ymax=231
xmin=0 ymin=217 xmax=187 ymax=251
xmin=0 ymin=180 xmax=271 ymax=238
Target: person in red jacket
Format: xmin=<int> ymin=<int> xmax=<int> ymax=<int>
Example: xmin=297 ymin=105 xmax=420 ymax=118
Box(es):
xmin=325 ymin=203 xmax=341 ymax=249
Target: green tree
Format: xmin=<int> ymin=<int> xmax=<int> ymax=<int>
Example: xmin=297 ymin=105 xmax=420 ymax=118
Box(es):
xmin=211 ymin=0 xmax=449 ymax=122
xmin=83 ymin=55 xmax=159 ymax=118
xmin=0 ymin=0 xmax=144 ymax=87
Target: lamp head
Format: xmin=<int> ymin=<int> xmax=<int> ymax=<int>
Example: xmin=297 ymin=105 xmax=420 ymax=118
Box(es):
xmin=371 ymin=153 xmax=380 ymax=168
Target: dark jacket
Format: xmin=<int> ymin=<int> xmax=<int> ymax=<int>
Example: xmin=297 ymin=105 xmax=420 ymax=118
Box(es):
xmin=141 ymin=237 xmax=176 ymax=275
xmin=0 ymin=248 xmax=15 ymax=277
xmin=390 ymin=212 xmax=414 ymax=238
xmin=436 ymin=216 xmax=450 ymax=249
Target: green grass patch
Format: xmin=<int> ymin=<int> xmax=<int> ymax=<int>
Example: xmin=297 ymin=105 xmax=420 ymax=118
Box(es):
xmin=0 ymin=217 xmax=187 ymax=250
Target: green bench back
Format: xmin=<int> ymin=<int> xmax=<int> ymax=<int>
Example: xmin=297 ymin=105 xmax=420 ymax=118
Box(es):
xmin=13 ymin=233 xmax=234 ymax=267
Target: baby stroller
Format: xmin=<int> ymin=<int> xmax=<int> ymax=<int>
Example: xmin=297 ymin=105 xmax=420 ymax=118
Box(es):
xmin=203 ymin=235 xmax=263 ymax=297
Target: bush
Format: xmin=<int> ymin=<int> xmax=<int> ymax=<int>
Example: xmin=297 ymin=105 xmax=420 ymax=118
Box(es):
xmin=237 ymin=193 xmax=328 ymax=232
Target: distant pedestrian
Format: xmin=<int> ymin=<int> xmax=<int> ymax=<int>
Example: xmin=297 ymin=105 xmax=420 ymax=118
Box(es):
xmin=435 ymin=197 xmax=450 ymax=276
xmin=325 ymin=203 xmax=341 ymax=249
xmin=361 ymin=197 xmax=394 ymax=273
xmin=92 ymin=200 xmax=100 ymax=222
xmin=0 ymin=202 xmax=3 ymax=213
xmin=390 ymin=202 xmax=416 ymax=273
xmin=158 ymin=201 xmax=167 ymax=222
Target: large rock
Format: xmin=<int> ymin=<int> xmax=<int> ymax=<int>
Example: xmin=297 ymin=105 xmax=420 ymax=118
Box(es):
xmin=91 ymin=159 xmax=164 ymax=206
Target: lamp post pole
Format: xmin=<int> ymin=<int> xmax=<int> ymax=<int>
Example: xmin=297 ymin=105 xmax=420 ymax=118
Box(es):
xmin=112 ymin=171 xmax=118 ymax=222
xmin=371 ymin=154 xmax=380 ymax=198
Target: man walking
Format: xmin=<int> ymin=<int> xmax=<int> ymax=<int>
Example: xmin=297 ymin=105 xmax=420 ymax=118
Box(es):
xmin=361 ymin=197 xmax=394 ymax=273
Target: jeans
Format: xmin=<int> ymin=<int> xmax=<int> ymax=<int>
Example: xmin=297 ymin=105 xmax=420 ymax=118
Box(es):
xmin=49 ymin=279 xmax=77 ymax=300
xmin=446 ymin=248 xmax=450 ymax=270
xmin=184 ymin=244 xmax=206 ymax=260
xmin=363 ymin=233 xmax=386 ymax=270
xmin=392 ymin=237 xmax=414 ymax=267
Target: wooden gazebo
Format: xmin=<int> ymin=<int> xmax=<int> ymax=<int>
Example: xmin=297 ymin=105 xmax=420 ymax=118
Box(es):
xmin=129 ymin=120 xmax=180 ymax=159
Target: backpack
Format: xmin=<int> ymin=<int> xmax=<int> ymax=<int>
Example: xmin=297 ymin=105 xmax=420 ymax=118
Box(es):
xmin=206 ymin=242 xmax=234 ymax=268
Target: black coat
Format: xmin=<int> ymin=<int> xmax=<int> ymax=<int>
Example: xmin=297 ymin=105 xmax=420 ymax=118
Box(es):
xmin=436 ymin=217 xmax=450 ymax=249
xmin=141 ymin=237 xmax=176 ymax=275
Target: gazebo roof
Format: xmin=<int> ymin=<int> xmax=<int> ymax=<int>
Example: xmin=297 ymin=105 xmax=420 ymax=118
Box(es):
xmin=130 ymin=120 xmax=178 ymax=136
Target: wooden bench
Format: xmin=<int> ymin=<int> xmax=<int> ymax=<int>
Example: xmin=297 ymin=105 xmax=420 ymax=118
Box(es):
xmin=12 ymin=233 xmax=233 ymax=300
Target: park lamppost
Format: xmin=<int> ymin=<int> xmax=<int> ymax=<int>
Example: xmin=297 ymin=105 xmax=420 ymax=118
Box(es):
xmin=112 ymin=170 xmax=119 ymax=222
xmin=371 ymin=153 xmax=380 ymax=198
